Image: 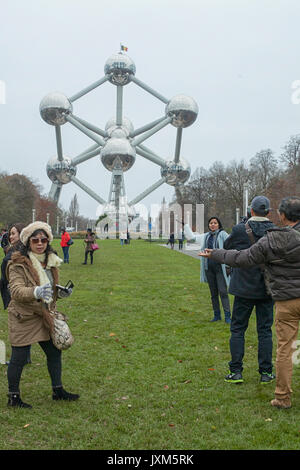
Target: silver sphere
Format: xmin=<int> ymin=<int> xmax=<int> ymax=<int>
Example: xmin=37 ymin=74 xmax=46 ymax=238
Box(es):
xmin=101 ymin=138 xmax=136 ymax=172
xmin=161 ymin=158 xmax=191 ymax=186
xmin=166 ymin=94 xmax=198 ymax=128
xmin=107 ymin=127 xmax=129 ymax=139
xmin=105 ymin=116 xmax=134 ymax=135
xmin=104 ymin=53 xmax=136 ymax=86
xmin=46 ymin=157 xmax=76 ymax=184
xmin=40 ymin=92 xmax=73 ymax=126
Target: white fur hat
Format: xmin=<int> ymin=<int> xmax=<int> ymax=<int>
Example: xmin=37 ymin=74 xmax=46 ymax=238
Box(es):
xmin=20 ymin=221 xmax=53 ymax=245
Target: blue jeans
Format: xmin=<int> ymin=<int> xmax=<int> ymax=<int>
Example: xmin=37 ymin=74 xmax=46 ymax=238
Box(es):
xmin=229 ymin=296 xmax=274 ymax=374
xmin=62 ymin=246 xmax=69 ymax=263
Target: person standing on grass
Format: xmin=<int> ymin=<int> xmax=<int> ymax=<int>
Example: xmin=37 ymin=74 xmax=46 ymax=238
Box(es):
xmin=83 ymin=228 xmax=96 ymax=264
xmin=222 ymin=196 xmax=275 ymax=385
xmin=60 ymin=228 xmax=71 ymax=264
xmin=199 ymin=196 xmax=300 ymax=410
xmin=120 ymin=231 xmax=126 ymax=246
xmin=185 ymin=217 xmax=231 ymax=324
xmin=0 ymin=223 xmax=31 ymax=365
xmin=6 ymin=221 xmax=79 ymax=408
xmin=169 ymin=232 xmax=175 ymax=249
xmin=1 ymin=223 xmax=26 ymax=310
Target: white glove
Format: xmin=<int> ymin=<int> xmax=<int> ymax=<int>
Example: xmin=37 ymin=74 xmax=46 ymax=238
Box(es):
xmin=57 ymin=287 xmax=72 ymax=298
xmin=34 ymin=283 xmax=53 ymax=303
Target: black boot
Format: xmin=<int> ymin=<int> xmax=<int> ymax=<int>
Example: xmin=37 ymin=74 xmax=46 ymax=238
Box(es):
xmin=52 ymin=386 xmax=80 ymax=401
xmin=7 ymin=392 xmax=32 ymax=409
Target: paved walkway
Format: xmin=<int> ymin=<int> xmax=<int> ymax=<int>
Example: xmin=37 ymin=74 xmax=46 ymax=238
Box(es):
xmin=160 ymin=243 xmax=201 ymax=260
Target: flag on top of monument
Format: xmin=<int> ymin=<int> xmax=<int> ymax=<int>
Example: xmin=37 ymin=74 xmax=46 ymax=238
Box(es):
xmin=120 ymin=44 xmax=128 ymax=51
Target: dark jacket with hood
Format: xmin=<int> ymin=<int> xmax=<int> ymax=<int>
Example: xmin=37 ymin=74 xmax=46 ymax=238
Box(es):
xmin=223 ymin=217 xmax=275 ymax=299
xmin=211 ymin=222 xmax=300 ymax=301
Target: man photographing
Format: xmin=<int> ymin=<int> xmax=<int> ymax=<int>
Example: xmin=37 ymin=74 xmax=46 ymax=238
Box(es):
xmin=199 ymin=196 xmax=300 ymax=409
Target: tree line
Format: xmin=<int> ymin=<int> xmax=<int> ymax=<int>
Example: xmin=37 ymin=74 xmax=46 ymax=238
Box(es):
xmin=0 ymin=172 xmax=91 ymax=233
xmin=174 ymin=134 xmax=300 ymax=230
xmin=1 ymin=133 xmax=300 ymax=234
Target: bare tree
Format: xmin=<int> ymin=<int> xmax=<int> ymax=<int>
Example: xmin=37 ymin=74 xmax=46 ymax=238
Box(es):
xmin=250 ymin=149 xmax=279 ymax=193
xmin=68 ymin=193 xmax=79 ymax=227
xmin=281 ymin=134 xmax=300 ymax=169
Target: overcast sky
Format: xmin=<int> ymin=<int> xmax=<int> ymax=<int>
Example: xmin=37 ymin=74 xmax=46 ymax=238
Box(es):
xmin=1 ymin=0 xmax=300 ymax=220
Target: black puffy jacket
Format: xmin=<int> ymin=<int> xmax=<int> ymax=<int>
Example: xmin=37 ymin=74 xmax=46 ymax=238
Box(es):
xmin=224 ymin=218 xmax=275 ymax=299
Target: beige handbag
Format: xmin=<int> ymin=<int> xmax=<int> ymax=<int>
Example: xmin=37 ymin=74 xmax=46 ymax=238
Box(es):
xmin=50 ymin=311 xmax=74 ymax=350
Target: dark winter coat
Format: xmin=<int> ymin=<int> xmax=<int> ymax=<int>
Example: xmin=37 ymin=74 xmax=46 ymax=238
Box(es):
xmin=211 ymin=222 xmax=300 ymax=301
xmin=0 ymin=250 xmax=13 ymax=309
xmin=84 ymin=232 xmax=96 ymax=252
xmin=223 ymin=218 xmax=275 ymax=299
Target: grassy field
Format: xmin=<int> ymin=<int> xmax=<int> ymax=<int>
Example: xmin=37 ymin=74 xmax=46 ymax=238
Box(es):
xmin=0 ymin=239 xmax=300 ymax=451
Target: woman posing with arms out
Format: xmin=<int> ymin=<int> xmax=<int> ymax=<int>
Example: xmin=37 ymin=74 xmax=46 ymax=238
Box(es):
xmin=6 ymin=221 xmax=79 ymax=408
xmin=184 ymin=216 xmax=231 ymax=323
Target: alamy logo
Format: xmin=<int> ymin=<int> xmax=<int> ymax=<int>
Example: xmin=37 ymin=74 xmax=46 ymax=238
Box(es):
xmin=291 ymin=80 xmax=300 ymax=104
xmin=0 ymin=80 xmax=6 ymax=104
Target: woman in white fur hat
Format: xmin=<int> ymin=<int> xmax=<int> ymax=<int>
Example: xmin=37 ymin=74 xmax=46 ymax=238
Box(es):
xmin=6 ymin=221 xmax=79 ymax=408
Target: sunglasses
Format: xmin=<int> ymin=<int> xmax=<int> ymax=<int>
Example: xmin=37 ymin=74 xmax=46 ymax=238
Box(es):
xmin=30 ymin=237 xmax=48 ymax=244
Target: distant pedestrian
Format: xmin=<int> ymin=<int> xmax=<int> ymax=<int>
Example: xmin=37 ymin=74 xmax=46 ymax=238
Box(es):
xmin=178 ymin=231 xmax=184 ymax=250
xmin=120 ymin=231 xmax=127 ymax=246
xmin=83 ymin=228 xmax=96 ymax=264
xmin=169 ymin=233 xmax=175 ymax=249
xmin=60 ymin=228 xmax=71 ymax=264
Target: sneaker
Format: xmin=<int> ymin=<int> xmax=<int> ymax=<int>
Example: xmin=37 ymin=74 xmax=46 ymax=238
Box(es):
xmin=270 ymin=398 xmax=291 ymax=409
xmin=224 ymin=371 xmax=243 ymax=384
xmin=260 ymin=372 xmax=275 ymax=384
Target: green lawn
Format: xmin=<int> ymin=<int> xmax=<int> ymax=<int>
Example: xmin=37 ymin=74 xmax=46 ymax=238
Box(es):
xmin=0 ymin=239 xmax=299 ymax=450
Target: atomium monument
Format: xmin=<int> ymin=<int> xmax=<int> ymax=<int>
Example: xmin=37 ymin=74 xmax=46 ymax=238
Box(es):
xmin=40 ymin=50 xmax=198 ymax=232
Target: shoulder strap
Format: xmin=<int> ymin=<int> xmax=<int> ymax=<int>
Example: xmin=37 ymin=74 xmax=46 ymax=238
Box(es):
xmin=245 ymin=222 xmax=256 ymax=246
xmin=245 ymin=222 xmax=267 ymax=276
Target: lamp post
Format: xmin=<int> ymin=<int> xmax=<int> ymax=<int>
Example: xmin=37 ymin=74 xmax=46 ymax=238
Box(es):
xmin=243 ymin=184 xmax=249 ymax=217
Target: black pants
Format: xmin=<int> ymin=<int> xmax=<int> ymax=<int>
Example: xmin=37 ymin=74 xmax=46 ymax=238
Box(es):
xmin=84 ymin=250 xmax=93 ymax=264
xmin=229 ymin=296 xmax=274 ymax=374
xmin=7 ymin=339 xmax=62 ymax=393
xmin=205 ymin=263 xmax=230 ymax=314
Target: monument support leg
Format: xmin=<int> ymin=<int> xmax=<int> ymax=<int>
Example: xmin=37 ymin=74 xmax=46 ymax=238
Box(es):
xmin=116 ymin=86 xmax=123 ymax=126
xmin=174 ymin=128 xmax=182 ymax=163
